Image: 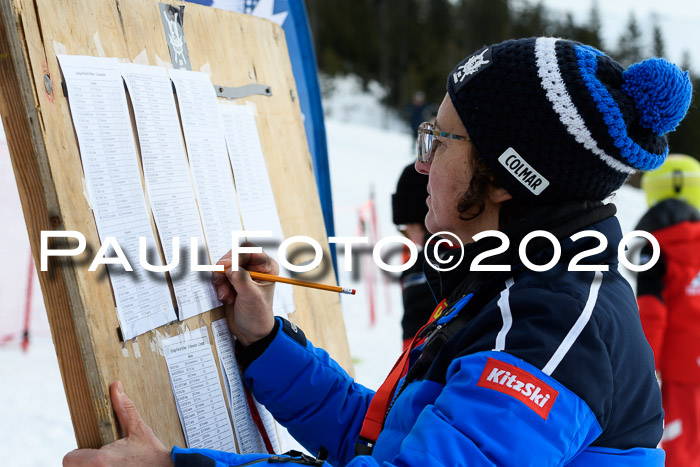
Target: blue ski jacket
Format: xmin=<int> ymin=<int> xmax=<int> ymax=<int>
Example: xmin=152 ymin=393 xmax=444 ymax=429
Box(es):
xmin=173 ymin=202 xmax=664 ymax=466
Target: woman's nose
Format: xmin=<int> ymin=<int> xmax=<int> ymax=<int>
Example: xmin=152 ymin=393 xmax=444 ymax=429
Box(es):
xmin=415 ymin=158 xmax=430 ymax=174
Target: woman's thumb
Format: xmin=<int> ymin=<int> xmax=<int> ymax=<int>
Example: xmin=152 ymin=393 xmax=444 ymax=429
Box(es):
xmin=228 ymin=268 xmax=253 ymax=292
xmin=110 ymin=381 xmax=145 ymax=438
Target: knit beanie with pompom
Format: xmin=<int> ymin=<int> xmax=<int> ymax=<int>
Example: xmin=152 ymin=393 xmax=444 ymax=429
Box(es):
xmin=446 ymin=37 xmax=693 ymax=202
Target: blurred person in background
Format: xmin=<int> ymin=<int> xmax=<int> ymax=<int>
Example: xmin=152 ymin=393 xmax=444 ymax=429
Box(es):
xmin=637 ymin=154 xmax=700 ymax=466
xmin=405 ymin=91 xmax=437 ymax=136
xmin=391 ymin=163 xmax=434 ymax=349
xmin=406 ymin=91 xmax=428 ymax=136
xmin=65 ymin=37 xmax=692 ymax=467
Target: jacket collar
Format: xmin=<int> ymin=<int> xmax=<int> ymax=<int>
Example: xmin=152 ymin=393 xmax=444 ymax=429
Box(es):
xmin=425 ymin=201 xmax=618 ymax=303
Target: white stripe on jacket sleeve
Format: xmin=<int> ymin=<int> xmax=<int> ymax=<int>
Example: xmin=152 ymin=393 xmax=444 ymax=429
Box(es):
xmin=542 ymin=271 xmax=603 ymax=375
xmin=494 ymin=278 xmax=515 ymax=351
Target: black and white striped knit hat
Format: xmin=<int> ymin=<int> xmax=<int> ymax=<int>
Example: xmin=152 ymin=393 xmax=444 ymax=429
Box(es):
xmin=447 ymin=37 xmax=693 ymax=202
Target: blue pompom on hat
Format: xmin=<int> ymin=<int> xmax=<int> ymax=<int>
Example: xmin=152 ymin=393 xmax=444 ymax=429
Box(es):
xmin=622 ymin=58 xmax=693 ymax=135
xmin=446 ymin=37 xmax=693 ymax=203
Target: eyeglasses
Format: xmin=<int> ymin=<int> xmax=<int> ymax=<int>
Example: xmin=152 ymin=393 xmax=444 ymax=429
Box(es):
xmin=416 ymin=121 xmax=470 ymax=164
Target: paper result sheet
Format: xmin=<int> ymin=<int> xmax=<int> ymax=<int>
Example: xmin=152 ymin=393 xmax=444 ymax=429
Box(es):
xmin=57 ymin=55 xmax=176 ymax=340
xmin=162 ymin=326 xmax=236 ymax=451
xmin=219 ymin=105 xmax=295 ymax=316
xmin=168 ymin=69 xmax=243 ymax=263
xmin=121 ymin=63 xmax=220 ymax=320
xmin=211 ymin=319 xmax=280 ymax=453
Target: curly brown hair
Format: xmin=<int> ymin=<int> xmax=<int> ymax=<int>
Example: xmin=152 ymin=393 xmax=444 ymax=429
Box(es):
xmin=457 ymin=150 xmax=527 ymax=230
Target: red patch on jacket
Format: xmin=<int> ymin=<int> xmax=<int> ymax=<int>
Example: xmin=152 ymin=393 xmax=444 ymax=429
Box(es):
xmin=477 ymin=358 xmax=559 ymax=420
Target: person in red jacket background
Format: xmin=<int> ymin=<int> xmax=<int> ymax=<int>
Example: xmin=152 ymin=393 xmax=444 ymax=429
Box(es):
xmin=637 ymin=154 xmax=700 ymax=466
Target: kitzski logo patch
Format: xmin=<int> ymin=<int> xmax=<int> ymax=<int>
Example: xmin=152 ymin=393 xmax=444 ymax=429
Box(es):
xmin=451 ymin=47 xmax=492 ymax=93
xmin=477 ymin=357 xmax=559 ymax=420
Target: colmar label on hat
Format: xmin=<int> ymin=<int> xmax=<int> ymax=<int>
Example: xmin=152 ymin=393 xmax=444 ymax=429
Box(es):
xmin=498 ymin=148 xmax=549 ymax=196
xmin=452 ymin=47 xmax=492 ymax=93
xmin=477 ymin=357 xmax=559 ymax=420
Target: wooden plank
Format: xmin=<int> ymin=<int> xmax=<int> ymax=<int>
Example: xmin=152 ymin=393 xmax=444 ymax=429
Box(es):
xmin=0 ymin=0 xmax=106 ymax=447
xmin=0 ymin=0 xmax=352 ymax=449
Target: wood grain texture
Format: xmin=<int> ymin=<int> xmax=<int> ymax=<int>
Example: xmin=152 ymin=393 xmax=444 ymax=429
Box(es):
xmin=0 ymin=0 xmax=352 ymax=449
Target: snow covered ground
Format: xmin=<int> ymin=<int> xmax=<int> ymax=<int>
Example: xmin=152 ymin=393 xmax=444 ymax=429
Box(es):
xmin=0 ymin=76 xmax=648 ymax=465
xmin=0 ymin=129 xmax=76 ymax=465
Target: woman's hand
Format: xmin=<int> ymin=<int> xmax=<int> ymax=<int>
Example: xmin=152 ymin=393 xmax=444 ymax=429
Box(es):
xmin=63 ymin=381 xmax=172 ymax=467
xmin=213 ymin=242 xmax=277 ymax=346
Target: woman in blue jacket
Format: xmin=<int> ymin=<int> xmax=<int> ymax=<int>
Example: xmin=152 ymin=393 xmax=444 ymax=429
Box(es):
xmin=65 ymin=37 xmax=692 ymax=467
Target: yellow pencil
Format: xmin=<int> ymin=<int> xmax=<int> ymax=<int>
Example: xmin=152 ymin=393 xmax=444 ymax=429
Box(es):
xmin=219 ymin=269 xmax=356 ymax=295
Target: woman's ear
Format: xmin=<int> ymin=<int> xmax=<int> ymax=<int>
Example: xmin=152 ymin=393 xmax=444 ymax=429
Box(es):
xmin=488 ymin=185 xmax=512 ymax=205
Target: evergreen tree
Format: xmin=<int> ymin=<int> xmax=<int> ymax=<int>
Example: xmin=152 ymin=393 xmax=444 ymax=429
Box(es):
xmin=454 ymin=0 xmax=511 ymax=53
xmin=681 ymin=50 xmax=693 ymax=73
xmin=306 ymin=0 xmax=380 ymax=79
xmin=615 ymin=12 xmax=643 ymax=67
xmin=667 ymin=75 xmax=700 ymax=157
xmin=304 ymin=0 xmax=700 ymax=166
xmin=511 ymin=1 xmax=551 ymax=38
xmin=381 ymin=0 xmax=423 ymax=106
xmin=552 ymin=12 xmax=576 ymax=41
xmin=414 ymin=0 xmax=457 ymax=107
xmin=584 ymin=1 xmax=603 ymax=49
xmin=651 ymin=14 xmax=665 ymax=58
xmin=667 ymin=61 xmax=699 ymax=157
xmin=552 ymin=12 xmax=594 ymax=45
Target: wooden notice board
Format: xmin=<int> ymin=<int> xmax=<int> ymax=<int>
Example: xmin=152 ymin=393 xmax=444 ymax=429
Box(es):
xmin=0 ymin=0 xmax=352 ymax=449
